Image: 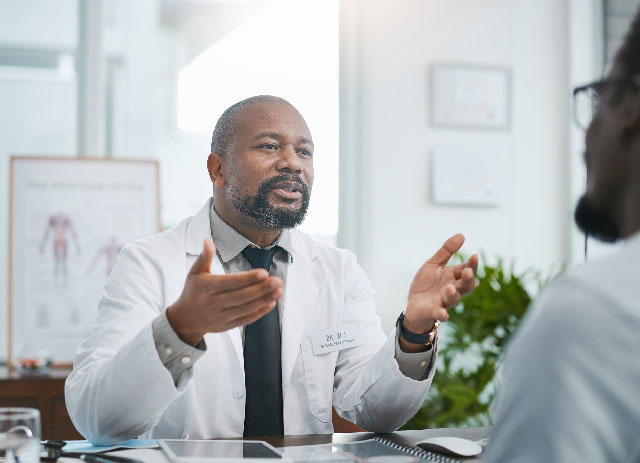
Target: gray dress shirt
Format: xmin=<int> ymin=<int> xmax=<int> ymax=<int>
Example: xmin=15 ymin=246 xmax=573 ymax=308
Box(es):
xmin=152 ymin=203 xmax=435 ymax=384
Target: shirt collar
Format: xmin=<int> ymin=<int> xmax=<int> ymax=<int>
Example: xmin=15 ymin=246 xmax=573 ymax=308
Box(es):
xmin=209 ymin=202 xmax=294 ymax=263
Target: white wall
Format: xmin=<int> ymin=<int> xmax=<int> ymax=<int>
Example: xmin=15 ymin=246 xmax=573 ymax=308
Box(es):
xmin=340 ymin=0 xmax=571 ymax=330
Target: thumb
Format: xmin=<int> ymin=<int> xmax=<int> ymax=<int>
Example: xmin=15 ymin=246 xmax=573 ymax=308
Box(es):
xmin=190 ymin=238 xmax=216 ymax=275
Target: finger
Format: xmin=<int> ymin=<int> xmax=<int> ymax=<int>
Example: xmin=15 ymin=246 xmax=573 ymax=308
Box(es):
xmin=442 ymin=284 xmax=461 ymax=308
xmin=225 ymin=288 xmax=284 ymax=318
xmin=434 ymin=307 xmax=449 ymax=322
xmin=227 ymin=299 xmax=278 ymax=327
xmin=427 ymin=233 xmax=465 ymax=266
xmin=453 ymin=267 xmax=476 ymax=291
xmin=467 ymin=254 xmax=479 ymax=273
xmin=452 ymin=254 xmax=478 ymax=279
xmin=189 ymin=238 xmax=216 ymax=275
xmin=460 ymin=267 xmax=476 ymax=293
xmin=452 ymin=263 xmax=464 ymax=279
xmin=218 ymin=277 xmax=283 ymax=308
xmin=205 ymin=270 xmax=271 ymax=293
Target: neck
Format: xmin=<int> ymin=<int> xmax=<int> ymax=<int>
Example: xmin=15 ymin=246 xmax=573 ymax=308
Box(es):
xmin=214 ymin=198 xmax=281 ymax=248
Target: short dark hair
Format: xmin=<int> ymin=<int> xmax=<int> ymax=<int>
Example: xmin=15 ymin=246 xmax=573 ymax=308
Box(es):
xmin=614 ymin=6 xmax=640 ymax=76
xmin=210 ymin=95 xmax=293 ymax=156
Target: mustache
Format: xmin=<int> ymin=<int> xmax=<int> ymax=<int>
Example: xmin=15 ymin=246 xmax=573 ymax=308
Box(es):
xmin=259 ymin=174 xmax=309 ymax=194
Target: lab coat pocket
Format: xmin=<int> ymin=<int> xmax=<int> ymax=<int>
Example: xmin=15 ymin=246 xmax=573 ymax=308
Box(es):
xmin=301 ymin=333 xmax=337 ymax=423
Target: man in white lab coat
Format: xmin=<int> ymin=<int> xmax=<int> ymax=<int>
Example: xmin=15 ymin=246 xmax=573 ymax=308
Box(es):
xmin=65 ymin=96 xmax=478 ymax=444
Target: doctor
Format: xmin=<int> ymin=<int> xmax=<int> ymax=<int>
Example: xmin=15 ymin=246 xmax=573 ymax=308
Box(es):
xmin=65 ymin=95 xmax=478 ymax=444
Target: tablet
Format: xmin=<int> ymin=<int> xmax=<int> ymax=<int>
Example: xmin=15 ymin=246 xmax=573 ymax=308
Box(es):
xmin=158 ymin=439 xmax=283 ymax=463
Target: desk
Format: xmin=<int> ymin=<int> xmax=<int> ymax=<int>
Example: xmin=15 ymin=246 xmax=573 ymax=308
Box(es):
xmin=82 ymin=428 xmax=490 ymax=463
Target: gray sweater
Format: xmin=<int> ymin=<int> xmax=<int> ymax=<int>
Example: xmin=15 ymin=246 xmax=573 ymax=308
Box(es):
xmin=485 ymin=233 xmax=640 ymax=462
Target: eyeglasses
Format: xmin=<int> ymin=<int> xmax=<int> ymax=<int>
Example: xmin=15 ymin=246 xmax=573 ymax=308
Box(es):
xmin=572 ymin=76 xmax=636 ymax=130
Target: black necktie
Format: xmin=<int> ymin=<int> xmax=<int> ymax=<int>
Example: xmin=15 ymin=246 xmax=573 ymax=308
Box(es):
xmin=241 ymin=246 xmax=284 ymax=437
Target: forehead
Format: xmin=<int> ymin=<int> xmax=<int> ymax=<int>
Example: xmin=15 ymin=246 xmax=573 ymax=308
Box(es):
xmin=233 ymin=101 xmax=312 ymax=141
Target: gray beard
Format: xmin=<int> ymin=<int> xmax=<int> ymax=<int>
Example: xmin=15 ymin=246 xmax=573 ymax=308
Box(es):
xmin=229 ymin=177 xmax=310 ymax=230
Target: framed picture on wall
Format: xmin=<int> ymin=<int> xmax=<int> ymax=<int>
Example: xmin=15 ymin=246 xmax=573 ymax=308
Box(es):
xmin=430 ymin=63 xmax=511 ymax=129
xmin=8 ymin=156 xmax=160 ymax=369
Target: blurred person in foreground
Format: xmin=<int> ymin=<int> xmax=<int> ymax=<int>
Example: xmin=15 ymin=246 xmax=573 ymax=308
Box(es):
xmin=485 ymin=7 xmax=640 ymax=462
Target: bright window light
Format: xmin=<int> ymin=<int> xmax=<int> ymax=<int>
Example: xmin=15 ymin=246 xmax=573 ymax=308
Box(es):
xmin=177 ymin=0 xmax=339 ymax=242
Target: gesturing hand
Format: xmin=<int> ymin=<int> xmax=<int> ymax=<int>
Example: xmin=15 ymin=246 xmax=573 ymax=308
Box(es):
xmin=166 ymin=238 xmax=284 ymax=346
xmin=403 ymin=234 xmax=478 ymax=336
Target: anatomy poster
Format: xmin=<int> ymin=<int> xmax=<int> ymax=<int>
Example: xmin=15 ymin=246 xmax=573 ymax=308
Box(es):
xmin=9 ymin=156 xmax=159 ymax=365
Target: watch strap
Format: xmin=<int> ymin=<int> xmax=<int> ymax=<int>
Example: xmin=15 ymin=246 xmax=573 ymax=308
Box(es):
xmin=396 ymin=313 xmax=437 ymax=345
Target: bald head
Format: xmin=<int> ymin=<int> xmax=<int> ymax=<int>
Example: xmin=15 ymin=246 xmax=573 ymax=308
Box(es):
xmin=210 ymin=95 xmax=299 ymax=157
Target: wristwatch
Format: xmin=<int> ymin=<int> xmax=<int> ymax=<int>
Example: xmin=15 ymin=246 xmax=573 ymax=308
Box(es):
xmin=396 ymin=313 xmax=438 ymax=347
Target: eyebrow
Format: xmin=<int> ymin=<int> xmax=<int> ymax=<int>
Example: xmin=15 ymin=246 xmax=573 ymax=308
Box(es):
xmin=253 ymin=132 xmax=314 ymax=146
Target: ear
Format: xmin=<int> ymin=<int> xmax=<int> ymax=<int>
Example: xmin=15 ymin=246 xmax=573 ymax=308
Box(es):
xmin=207 ymin=153 xmax=225 ymax=187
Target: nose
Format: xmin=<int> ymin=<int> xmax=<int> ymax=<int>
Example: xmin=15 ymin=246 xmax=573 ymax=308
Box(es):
xmin=276 ymin=143 xmax=303 ymax=173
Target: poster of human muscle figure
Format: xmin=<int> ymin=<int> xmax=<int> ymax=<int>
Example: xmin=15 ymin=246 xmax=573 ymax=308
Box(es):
xmin=9 ymin=157 xmax=159 ymax=365
xmin=39 ymin=212 xmax=81 ymax=289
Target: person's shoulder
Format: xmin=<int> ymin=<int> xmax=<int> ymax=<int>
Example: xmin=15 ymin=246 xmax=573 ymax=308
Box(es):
xmin=557 ymin=243 xmax=640 ymax=317
xmin=526 ymin=250 xmax=639 ymax=345
xmin=120 ymin=215 xmax=192 ymax=262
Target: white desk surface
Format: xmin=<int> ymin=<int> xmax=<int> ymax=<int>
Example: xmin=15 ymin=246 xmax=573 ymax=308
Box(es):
xmin=56 ymin=428 xmax=491 ymax=463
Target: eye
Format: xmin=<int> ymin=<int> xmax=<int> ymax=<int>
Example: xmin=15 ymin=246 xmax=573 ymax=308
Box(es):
xmin=297 ymin=147 xmax=313 ymax=157
xmin=258 ymin=143 xmax=279 ymax=151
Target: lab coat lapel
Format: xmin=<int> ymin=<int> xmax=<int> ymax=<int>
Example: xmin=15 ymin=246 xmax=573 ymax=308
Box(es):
xmin=281 ymin=239 xmax=325 ymax=396
xmin=185 ymin=197 xmax=244 ymax=373
xmin=185 ymin=198 xmax=213 ymax=256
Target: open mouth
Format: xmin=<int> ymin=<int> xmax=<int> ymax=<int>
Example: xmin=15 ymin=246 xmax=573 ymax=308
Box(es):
xmin=270 ymin=180 xmax=304 ymax=200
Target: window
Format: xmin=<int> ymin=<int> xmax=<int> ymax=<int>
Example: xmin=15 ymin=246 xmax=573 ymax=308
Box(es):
xmin=173 ymin=0 xmax=339 ymax=242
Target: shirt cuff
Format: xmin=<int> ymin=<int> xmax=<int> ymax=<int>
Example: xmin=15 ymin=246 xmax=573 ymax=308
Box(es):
xmin=394 ymin=326 xmax=437 ymax=381
xmin=152 ymin=310 xmax=206 ymax=384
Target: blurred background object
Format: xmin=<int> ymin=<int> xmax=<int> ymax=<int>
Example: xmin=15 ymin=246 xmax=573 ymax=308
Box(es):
xmin=8 ymin=157 xmax=160 ymax=367
xmin=0 ymin=407 xmax=41 ymax=463
xmin=16 ymin=347 xmax=52 ymax=376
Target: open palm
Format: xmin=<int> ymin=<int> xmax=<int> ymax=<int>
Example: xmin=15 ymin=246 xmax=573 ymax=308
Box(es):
xmin=404 ymin=234 xmax=478 ymax=334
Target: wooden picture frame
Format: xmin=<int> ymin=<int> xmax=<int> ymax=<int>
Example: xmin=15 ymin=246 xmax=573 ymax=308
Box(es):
xmin=8 ymin=156 xmax=161 ymax=369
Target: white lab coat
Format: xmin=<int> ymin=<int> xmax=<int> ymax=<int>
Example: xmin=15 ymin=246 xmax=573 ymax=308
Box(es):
xmin=65 ymin=199 xmax=435 ymax=444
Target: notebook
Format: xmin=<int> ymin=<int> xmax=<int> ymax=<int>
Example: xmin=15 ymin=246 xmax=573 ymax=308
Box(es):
xmin=279 ymin=438 xmax=467 ymax=463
